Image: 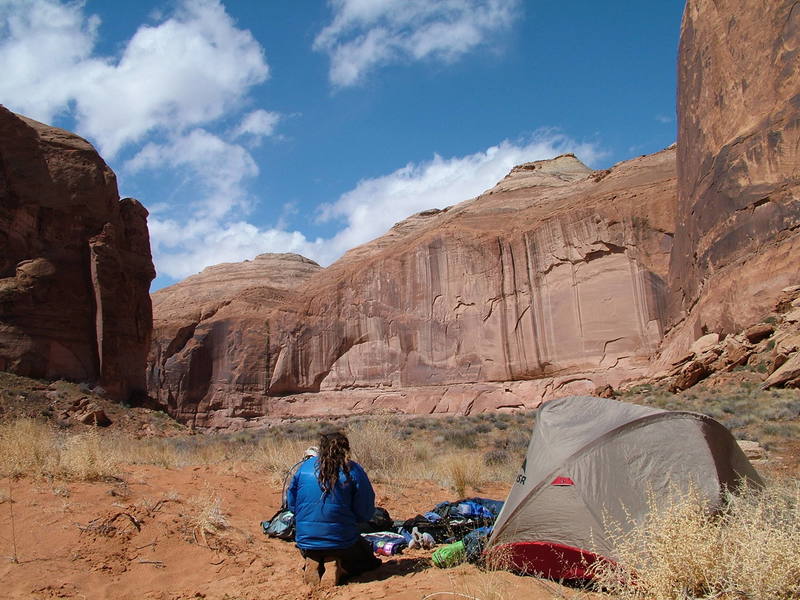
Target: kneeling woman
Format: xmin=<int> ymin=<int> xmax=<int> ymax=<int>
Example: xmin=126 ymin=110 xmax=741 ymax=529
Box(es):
xmin=287 ymin=431 xmax=382 ymax=585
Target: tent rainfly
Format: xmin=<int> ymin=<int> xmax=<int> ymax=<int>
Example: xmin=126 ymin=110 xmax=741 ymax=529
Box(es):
xmin=487 ymin=395 xmax=764 ymax=580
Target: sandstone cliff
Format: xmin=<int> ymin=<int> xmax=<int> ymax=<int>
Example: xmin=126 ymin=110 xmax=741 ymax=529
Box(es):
xmin=660 ymin=0 xmax=800 ymax=364
xmin=0 ymin=106 xmax=155 ymax=401
xmin=146 ymin=253 xmax=322 ymax=425
xmin=149 ymin=150 xmax=676 ymax=427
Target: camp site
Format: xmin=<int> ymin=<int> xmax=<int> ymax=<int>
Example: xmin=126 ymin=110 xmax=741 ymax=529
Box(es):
xmin=2 ymin=0 xmax=800 ymax=598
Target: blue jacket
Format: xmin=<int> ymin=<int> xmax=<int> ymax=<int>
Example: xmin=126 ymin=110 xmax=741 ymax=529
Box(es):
xmin=286 ymin=457 xmax=375 ymax=550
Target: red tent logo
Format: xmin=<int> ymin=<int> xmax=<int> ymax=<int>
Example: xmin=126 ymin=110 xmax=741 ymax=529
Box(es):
xmin=551 ymin=476 xmax=574 ymax=486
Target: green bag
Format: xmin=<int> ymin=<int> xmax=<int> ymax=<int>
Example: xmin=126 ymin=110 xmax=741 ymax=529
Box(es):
xmin=432 ymin=541 xmax=466 ymax=568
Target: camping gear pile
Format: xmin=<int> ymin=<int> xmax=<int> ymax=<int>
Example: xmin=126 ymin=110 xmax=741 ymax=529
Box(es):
xmin=263 ymin=497 xmax=504 ymax=565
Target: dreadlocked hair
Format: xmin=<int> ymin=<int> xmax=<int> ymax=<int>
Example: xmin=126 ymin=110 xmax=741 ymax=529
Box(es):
xmin=317 ymin=431 xmax=351 ymax=494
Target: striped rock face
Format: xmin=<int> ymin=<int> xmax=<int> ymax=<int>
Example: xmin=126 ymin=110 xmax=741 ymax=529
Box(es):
xmin=148 ymin=151 xmax=677 ymax=428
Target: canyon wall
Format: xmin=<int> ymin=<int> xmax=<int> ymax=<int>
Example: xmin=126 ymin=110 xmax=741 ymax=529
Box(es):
xmin=660 ymin=0 xmax=800 ymax=363
xmin=0 ymin=106 xmax=155 ymax=401
xmin=146 ymin=253 xmax=322 ymax=424
xmin=149 ymin=150 xmax=676 ymax=427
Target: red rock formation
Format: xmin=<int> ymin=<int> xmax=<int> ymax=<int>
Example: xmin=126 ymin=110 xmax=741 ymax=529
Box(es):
xmin=147 ymin=253 xmax=322 ymax=425
xmin=149 ymin=150 xmax=676 ymax=427
xmin=0 ymin=106 xmax=155 ymax=401
xmin=661 ymin=0 xmax=800 ymax=363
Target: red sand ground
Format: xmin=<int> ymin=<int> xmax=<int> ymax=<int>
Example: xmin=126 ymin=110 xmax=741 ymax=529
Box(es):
xmin=0 ymin=465 xmax=581 ymax=600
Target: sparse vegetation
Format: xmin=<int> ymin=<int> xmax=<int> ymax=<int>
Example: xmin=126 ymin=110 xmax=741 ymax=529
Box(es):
xmin=187 ymin=491 xmax=229 ymax=547
xmin=591 ymin=482 xmax=800 ymax=599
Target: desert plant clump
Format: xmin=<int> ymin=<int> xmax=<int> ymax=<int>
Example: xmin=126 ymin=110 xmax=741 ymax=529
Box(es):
xmin=347 ymin=417 xmax=408 ymax=482
xmin=59 ymin=428 xmax=118 ymax=481
xmin=187 ymin=491 xmax=229 ymax=546
xmin=0 ymin=418 xmax=119 ymax=480
xmin=590 ymin=481 xmax=800 ymax=600
xmin=438 ymin=453 xmax=484 ymax=498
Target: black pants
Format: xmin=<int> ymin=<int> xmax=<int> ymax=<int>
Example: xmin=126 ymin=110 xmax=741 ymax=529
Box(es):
xmin=299 ymin=537 xmax=382 ymax=577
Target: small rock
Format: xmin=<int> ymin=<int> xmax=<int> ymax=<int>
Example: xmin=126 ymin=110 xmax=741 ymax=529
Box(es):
xmin=744 ymin=323 xmax=774 ymax=344
xmin=75 ymin=404 xmax=111 ymax=426
xmin=690 ymin=333 xmax=720 ymax=355
xmin=670 ymin=360 xmax=709 ymax=392
xmin=594 ymin=384 xmax=616 ymax=398
xmin=737 ymin=440 xmax=767 ymax=461
xmin=781 ymin=284 xmax=800 ymax=294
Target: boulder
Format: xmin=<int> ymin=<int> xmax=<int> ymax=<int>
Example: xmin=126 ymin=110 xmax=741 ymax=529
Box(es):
xmin=721 ymin=338 xmax=752 ymax=370
xmin=744 ymin=324 xmax=774 ymax=344
xmin=669 ymin=360 xmax=709 ymax=392
xmin=594 ymin=384 xmax=616 ymax=399
xmin=737 ymin=440 xmax=767 ymax=462
xmin=75 ymin=403 xmax=111 ymax=427
xmin=784 ymin=308 xmax=800 ymax=323
xmin=0 ymin=106 xmax=155 ymax=401
xmin=690 ymin=333 xmax=720 ymax=356
xmin=762 ymin=352 xmax=800 ymax=389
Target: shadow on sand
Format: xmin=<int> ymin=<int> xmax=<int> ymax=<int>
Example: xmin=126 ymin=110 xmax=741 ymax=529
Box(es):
xmin=348 ymin=556 xmax=431 ymax=583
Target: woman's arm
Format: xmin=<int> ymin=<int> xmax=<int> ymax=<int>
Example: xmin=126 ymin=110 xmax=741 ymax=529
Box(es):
xmin=350 ymin=462 xmax=376 ymax=522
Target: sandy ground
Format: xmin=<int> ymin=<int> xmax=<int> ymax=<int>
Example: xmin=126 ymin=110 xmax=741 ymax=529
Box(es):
xmin=0 ymin=465 xmax=582 ymax=600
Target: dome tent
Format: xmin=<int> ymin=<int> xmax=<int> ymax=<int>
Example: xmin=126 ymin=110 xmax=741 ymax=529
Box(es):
xmin=487 ymin=395 xmax=764 ymax=580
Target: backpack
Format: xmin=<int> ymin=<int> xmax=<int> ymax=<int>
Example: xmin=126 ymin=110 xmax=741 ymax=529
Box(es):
xmin=261 ymin=508 xmax=295 ymax=540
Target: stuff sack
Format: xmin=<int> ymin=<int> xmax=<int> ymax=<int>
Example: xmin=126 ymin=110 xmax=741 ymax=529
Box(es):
xmin=358 ymin=506 xmax=393 ymax=533
xmin=262 ymin=508 xmax=295 ymax=540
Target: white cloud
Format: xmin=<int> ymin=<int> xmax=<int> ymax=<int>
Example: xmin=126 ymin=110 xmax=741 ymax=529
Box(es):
xmin=233 ymin=109 xmax=281 ymax=140
xmin=146 ymin=133 xmax=603 ymax=281
xmin=318 ymin=132 xmax=604 ymax=259
xmin=0 ymin=0 xmax=269 ymax=157
xmin=314 ymin=0 xmax=520 ymax=87
xmin=148 ymin=217 xmax=326 ymax=280
xmin=127 ymin=129 xmax=259 ymax=219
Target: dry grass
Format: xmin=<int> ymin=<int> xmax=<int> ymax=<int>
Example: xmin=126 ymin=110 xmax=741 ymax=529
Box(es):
xmin=591 ymin=482 xmax=800 ymax=599
xmin=0 ymin=419 xmax=118 ymax=481
xmin=347 ymin=417 xmax=410 ymax=482
xmin=437 ymin=453 xmax=485 ymax=498
xmin=187 ymin=491 xmax=229 ymax=546
xmin=251 ymin=437 xmax=308 ymax=485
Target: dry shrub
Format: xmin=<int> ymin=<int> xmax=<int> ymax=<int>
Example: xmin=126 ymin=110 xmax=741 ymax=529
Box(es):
xmin=111 ymin=436 xmax=184 ymax=469
xmin=252 ymin=437 xmax=308 ymax=485
xmin=591 ymin=481 xmax=800 ymax=600
xmin=59 ymin=428 xmax=118 ymax=481
xmin=0 ymin=418 xmax=59 ymax=477
xmin=347 ymin=417 xmax=408 ymax=482
xmin=187 ymin=491 xmax=229 ymax=546
xmin=0 ymin=419 xmax=118 ymax=480
xmin=438 ymin=453 xmax=484 ymax=498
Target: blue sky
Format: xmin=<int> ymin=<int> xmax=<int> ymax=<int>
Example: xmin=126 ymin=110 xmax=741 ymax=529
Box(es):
xmin=0 ymin=1 xmax=684 ymax=290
